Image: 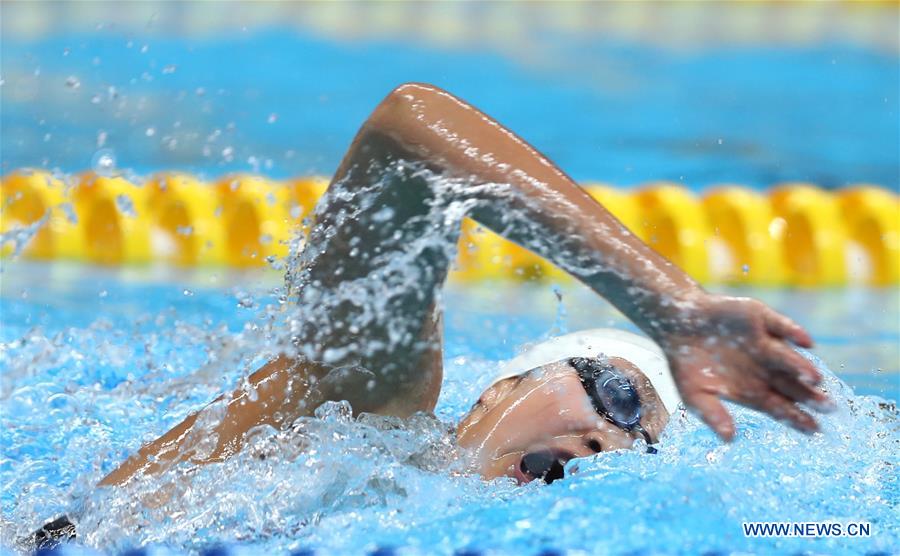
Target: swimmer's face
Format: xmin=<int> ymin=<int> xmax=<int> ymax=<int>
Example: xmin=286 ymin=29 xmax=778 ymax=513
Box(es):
xmin=456 ymin=357 xmax=669 ymax=484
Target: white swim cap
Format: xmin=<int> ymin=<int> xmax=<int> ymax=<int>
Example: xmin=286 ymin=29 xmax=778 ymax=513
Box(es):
xmin=494 ymin=328 xmax=682 ymax=414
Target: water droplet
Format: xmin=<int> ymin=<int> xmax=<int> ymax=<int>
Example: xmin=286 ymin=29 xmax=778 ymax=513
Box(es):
xmin=145 ymin=127 xmax=156 ymax=137
xmin=372 ymin=207 xmax=394 ymax=222
xmin=742 ymin=264 xmax=750 ymax=275
xmin=65 ymin=76 xmax=80 ymax=89
xmin=96 ymin=130 xmax=107 ymax=148
xmin=222 ymin=146 xmax=234 ymax=161
xmin=717 ymin=138 xmax=723 ymax=145
xmin=162 ymin=65 xmax=177 ymax=74
xmin=115 ymin=194 xmax=136 ymax=217
xmin=267 ymin=113 xmax=278 ymax=124
xmin=91 ymin=94 xmax=102 ymax=104
xmin=91 ymin=149 xmax=117 ymax=177
xmin=248 ymin=156 xmax=260 ymax=172
xmin=245 ymin=382 xmax=259 ymax=401
xmin=140 ymin=44 xmax=149 ymax=53
xmin=183 ymin=289 xmax=194 ymax=297
xmin=59 ymin=203 xmax=78 ymax=224
xmin=98 ymin=290 xmax=108 ymax=298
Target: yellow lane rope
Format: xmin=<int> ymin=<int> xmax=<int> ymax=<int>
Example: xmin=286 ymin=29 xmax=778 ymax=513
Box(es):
xmin=2 ymin=170 xmax=897 ymax=286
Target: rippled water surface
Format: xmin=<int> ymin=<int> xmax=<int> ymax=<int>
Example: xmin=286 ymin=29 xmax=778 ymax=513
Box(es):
xmin=2 ymin=30 xmax=897 ymax=188
xmin=1 ymin=263 xmax=897 ymax=555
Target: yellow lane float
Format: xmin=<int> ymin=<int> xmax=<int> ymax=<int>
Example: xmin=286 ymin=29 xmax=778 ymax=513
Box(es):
xmin=1 ymin=170 xmax=897 ymax=286
xmin=703 ymin=186 xmax=783 ymax=285
xmin=769 ymin=183 xmax=848 ymax=287
xmin=145 ymin=173 xmax=228 ymax=266
xmin=214 ymin=175 xmax=293 ymax=267
xmin=0 ymin=170 xmax=83 ymax=260
xmin=634 ymin=182 xmax=710 ymax=283
xmin=72 ymin=173 xmax=152 ymax=265
xmin=452 ymin=219 xmax=507 ymax=282
xmin=450 ymin=218 xmax=568 ymax=283
xmin=837 ymin=185 xmax=899 ymax=285
xmin=288 ymin=176 xmax=330 ymax=224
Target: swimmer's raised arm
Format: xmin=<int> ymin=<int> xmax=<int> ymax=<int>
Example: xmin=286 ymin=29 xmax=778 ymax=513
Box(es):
xmin=358 ymin=83 xmax=832 ymax=439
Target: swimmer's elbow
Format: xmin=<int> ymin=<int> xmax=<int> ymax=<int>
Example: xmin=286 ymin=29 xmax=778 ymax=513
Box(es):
xmin=385 ymin=82 xmax=446 ymax=106
xmin=368 ymin=82 xmax=449 ymax=130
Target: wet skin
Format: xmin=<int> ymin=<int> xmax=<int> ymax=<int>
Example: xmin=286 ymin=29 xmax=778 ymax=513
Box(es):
xmin=457 ymin=357 xmax=669 ymax=483
xmin=100 ymin=82 xmax=831 ymax=488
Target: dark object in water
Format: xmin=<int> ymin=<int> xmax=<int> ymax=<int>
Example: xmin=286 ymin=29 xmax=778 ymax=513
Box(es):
xmin=521 ymin=450 xmax=566 ymax=484
xmin=22 ymin=515 xmax=76 ymax=551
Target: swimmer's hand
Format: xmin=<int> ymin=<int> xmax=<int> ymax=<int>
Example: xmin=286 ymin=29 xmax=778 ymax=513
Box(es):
xmin=652 ymin=294 xmax=834 ymax=441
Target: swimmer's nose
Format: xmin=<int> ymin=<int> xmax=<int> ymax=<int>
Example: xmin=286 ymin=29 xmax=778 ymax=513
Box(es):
xmin=520 ymin=450 xmax=566 ymax=484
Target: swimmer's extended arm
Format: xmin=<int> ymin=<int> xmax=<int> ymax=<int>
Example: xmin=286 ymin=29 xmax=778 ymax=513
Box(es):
xmin=360 ymin=83 xmax=832 ymax=439
xmin=99 ymin=356 xmax=311 ymax=486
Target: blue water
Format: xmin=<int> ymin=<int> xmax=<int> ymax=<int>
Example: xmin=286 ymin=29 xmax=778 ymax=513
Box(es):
xmin=1 ymin=31 xmax=898 ymax=189
xmin=1 ymin=263 xmax=898 ymax=554
xmin=2 ymin=9 xmax=899 ymax=555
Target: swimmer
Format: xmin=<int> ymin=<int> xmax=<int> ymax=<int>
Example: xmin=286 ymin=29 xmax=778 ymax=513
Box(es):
xmin=102 ymin=82 xmax=832 ymax=485
xmin=29 ymin=81 xmax=834 ymax=548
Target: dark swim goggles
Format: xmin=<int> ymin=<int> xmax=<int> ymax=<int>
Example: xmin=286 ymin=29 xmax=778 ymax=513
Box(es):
xmin=569 ymin=357 xmax=657 ymax=452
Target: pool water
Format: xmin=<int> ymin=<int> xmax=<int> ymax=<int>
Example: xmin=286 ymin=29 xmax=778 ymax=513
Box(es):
xmin=2 ymin=30 xmax=898 ymax=189
xmin=1 ymin=262 xmax=897 ymax=554
xmin=2 ymin=5 xmax=898 ymax=553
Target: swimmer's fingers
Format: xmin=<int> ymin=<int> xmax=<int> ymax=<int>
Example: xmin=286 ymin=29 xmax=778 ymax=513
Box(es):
xmin=760 ymin=340 xmax=823 ymax=388
xmin=763 ymin=309 xmax=813 ymax=348
xmin=669 ymin=348 xmax=738 ymax=441
xmin=769 ymin=372 xmax=833 ymax=412
xmin=682 ymin=388 xmax=736 ymax=442
xmin=744 ymin=389 xmax=820 ymax=434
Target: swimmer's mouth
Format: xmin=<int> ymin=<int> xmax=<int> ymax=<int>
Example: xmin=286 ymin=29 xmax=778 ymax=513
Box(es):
xmin=515 ymin=449 xmax=574 ymax=485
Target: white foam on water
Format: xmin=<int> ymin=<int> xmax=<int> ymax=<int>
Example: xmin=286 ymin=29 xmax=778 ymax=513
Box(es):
xmin=0 ymin=166 xmax=897 ymax=554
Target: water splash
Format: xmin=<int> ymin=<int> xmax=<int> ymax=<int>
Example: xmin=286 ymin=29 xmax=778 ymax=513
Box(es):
xmin=91 ymin=149 xmax=118 ymax=177
xmin=0 ymin=162 xmax=897 ymax=554
xmin=0 ymin=214 xmax=48 ymax=260
xmin=115 ymin=194 xmax=136 ymax=217
xmin=2 ymin=310 xmax=895 ymax=555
